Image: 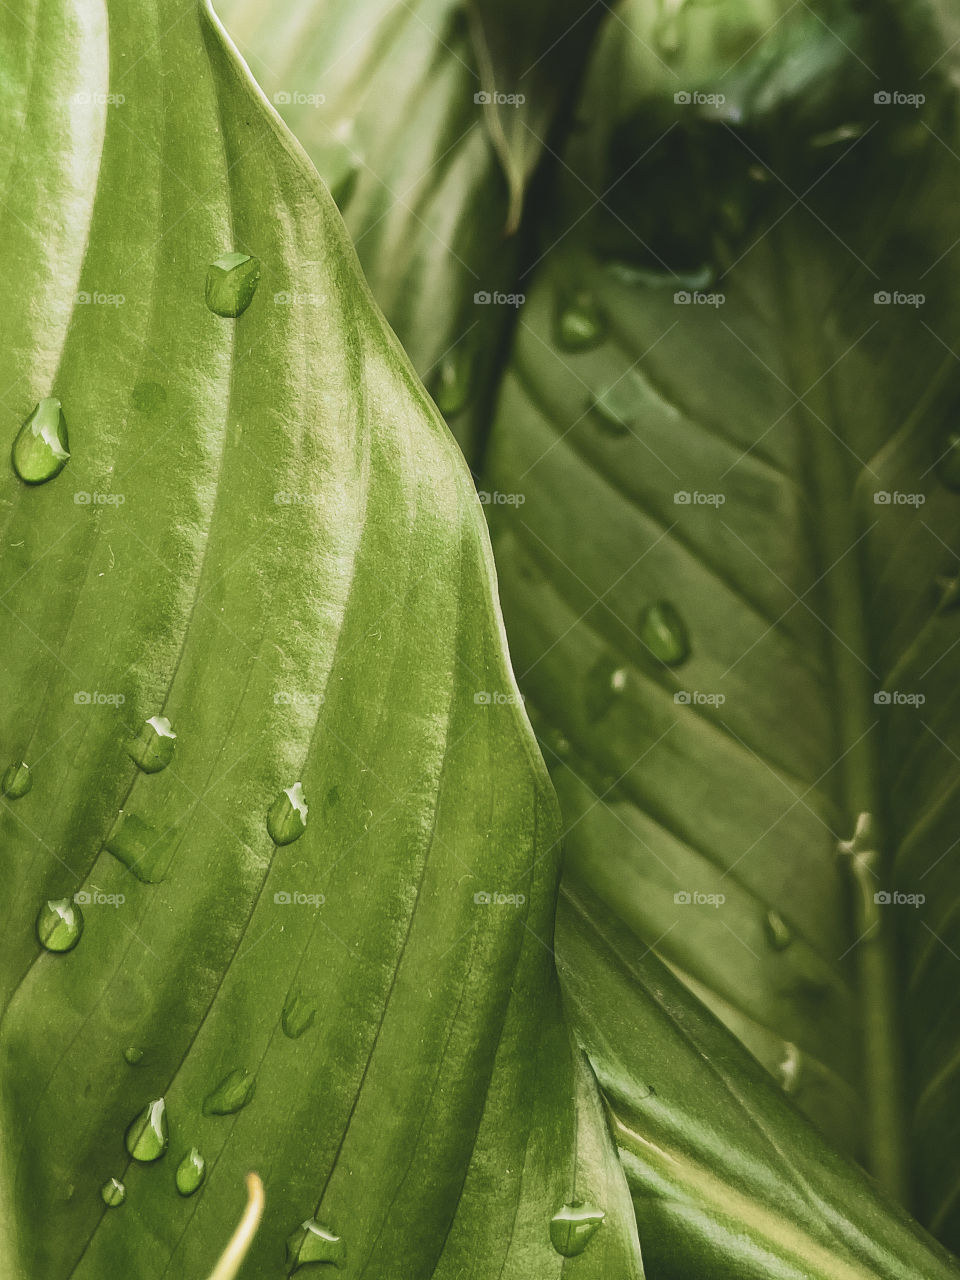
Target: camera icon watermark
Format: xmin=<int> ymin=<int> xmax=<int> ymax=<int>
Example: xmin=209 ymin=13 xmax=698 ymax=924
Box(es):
xmin=874 ymin=90 xmax=925 ymax=107
xmin=273 ymin=890 xmax=325 ymax=907
xmin=473 ymin=690 xmax=524 ymax=706
xmin=474 ymin=90 xmax=525 ymax=107
xmin=873 ymin=290 xmax=924 ymax=307
xmin=873 ymin=690 xmax=925 ymax=706
xmin=74 ymin=691 xmax=126 ymax=706
xmin=674 ymin=889 xmax=726 ymax=906
xmin=273 ymin=90 xmax=326 ymax=107
xmin=674 ymin=90 xmax=725 ymax=107
xmin=74 ymin=491 xmax=125 ymax=506
xmin=873 ymin=490 xmax=925 ymax=506
xmin=673 ymin=490 xmax=725 ymax=506
xmin=74 ymin=889 xmax=125 ymax=907
xmin=674 ymin=290 xmax=725 ymax=307
xmin=873 ymin=890 xmax=925 ymax=906
xmin=477 ymin=490 xmax=525 ymax=506
xmin=674 ymin=690 xmax=726 ymax=706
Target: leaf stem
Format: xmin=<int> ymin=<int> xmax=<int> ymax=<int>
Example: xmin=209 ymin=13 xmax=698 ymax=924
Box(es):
xmin=205 ymin=1173 xmax=265 ymax=1280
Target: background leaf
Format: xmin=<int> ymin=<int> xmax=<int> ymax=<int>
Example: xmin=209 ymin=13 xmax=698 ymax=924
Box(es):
xmin=479 ymin=0 xmax=960 ymax=1250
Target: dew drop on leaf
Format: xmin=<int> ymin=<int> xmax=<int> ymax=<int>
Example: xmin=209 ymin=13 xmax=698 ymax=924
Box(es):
xmin=205 ymin=252 xmax=261 ymax=317
xmin=282 ymin=989 xmax=316 ymax=1039
xmin=555 ymin=289 xmax=606 ymax=352
xmin=638 ymin=600 xmax=690 ymax=666
xmin=764 ymin=909 xmax=793 ymax=951
xmin=936 ymin=574 xmax=960 ymax=613
xmin=267 ymin=783 xmax=309 ymax=846
xmin=286 ymin=1218 xmax=346 ymax=1271
xmin=124 ymin=1097 xmax=169 ymax=1162
xmin=175 ymin=1147 xmax=206 ymax=1196
xmin=100 ymin=1177 xmax=125 ymax=1208
xmin=936 ymin=431 xmax=960 ymax=491
xmin=36 ymin=898 xmax=83 ymax=953
xmin=126 ymin=715 xmax=177 ymax=773
xmin=203 ymin=1068 xmax=256 ymax=1116
xmin=1 ymin=760 xmax=32 ymax=799
xmin=591 ymin=373 xmax=650 ymax=440
xmin=603 ymin=259 xmax=715 ymax=291
xmin=123 ymin=1046 xmax=144 ymax=1065
xmin=432 ymin=347 xmax=473 ymax=417
xmin=104 ymin=810 xmax=172 ymax=882
xmin=11 ymin=397 xmax=70 ymax=484
xmin=778 ymin=1042 xmax=802 ymax=1095
xmin=584 ymin=656 xmax=627 ymax=722
xmin=549 ymin=1201 xmax=605 ymax=1257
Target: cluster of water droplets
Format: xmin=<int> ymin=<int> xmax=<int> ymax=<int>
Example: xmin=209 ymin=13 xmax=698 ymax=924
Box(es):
xmin=6 ymin=251 xmax=617 ymax=1262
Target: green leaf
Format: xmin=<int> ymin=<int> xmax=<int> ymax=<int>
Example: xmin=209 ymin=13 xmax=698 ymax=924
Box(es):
xmin=0 ymin=2 xmax=642 ymax=1276
xmin=219 ymin=0 xmax=604 ymax=458
xmin=481 ymin=0 xmax=960 ymax=1254
xmin=559 ymin=880 xmax=960 ymax=1280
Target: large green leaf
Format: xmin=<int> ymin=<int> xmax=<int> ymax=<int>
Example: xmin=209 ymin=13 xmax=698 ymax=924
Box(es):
xmin=0 ymin=3 xmax=642 ymax=1277
xmin=219 ymin=0 xmax=604 ymax=460
xmin=559 ymin=881 xmax=960 ymax=1280
xmin=481 ymin=0 xmax=960 ymax=1252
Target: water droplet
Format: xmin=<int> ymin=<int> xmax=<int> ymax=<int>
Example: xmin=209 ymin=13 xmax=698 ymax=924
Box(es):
xmin=809 ymin=122 xmax=866 ymax=149
xmin=584 ymin=656 xmax=627 ymax=722
xmin=936 ymin=432 xmax=960 ymax=491
xmin=203 ymin=1068 xmax=256 ymax=1116
xmin=550 ymin=1201 xmax=605 ymax=1257
xmin=555 ymin=290 xmax=606 ymax=352
xmin=764 ymin=909 xmax=793 ymax=951
xmin=125 ymin=1097 xmax=168 ymax=1162
xmin=104 ymin=810 xmax=172 ymax=882
xmin=286 ymin=1219 xmax=346 ymax=1271
xmin=539 ymin=728 xmax=572 ymax=765
xmin=36 ymin=898 xmax=83 ymax=952
xmin=1 ymin=760 xmax=31 ymax=799
xmin=123 ymin=1046 xmax=144 ymax=1065
xmin=100 ymin=1177 xmax=125 ymax=1208
xmin=131 ymin=380 xmax=167 ymax=412
xmin=282 ymin=989 xmax=316 ymax=1039
xmin=936 ymin=573 xmax=960 ymax=613
xmin=432 ymin=348 xmax=473 ymax=417
xmin=175 ymin=1147 xmax=206 ymax=1196
xmin=778 ymin=1042 xmax=802 ymax=1095
xmin=638 ymin=601 xmax=690 ymax=666
xmin=267 ymin=783 xmax=308 ymax=846
xmin=126 ymin=715 xmax=176 ymax=773
xmin=603 ymin=259 xmax=715 ymax=291
xmin=12 ymin=397 xmax=70 ymax=484
xmin=205 ymin=252 xmax=261 ymax=318
xmin=590 ymin=375 xmax=641 ymax=435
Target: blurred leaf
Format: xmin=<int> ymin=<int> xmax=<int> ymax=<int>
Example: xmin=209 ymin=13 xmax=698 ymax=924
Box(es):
xmin=481 ymin=0 xmax=960 ymax=1253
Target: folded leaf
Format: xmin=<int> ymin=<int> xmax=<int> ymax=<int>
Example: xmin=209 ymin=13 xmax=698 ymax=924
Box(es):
xmin=0 ymin=2 xmax=642 ymax=1276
